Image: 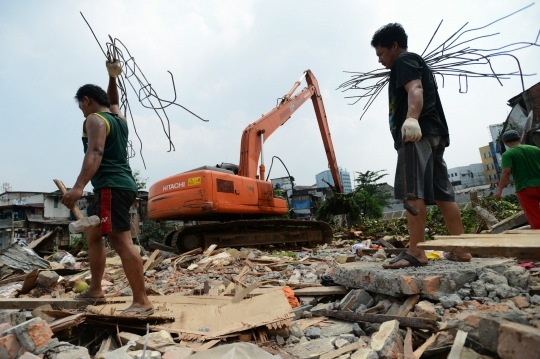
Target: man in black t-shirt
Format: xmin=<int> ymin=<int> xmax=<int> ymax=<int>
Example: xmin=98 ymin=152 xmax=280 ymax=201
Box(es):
xmin=371 ymin=23 xmax=472 ymax=268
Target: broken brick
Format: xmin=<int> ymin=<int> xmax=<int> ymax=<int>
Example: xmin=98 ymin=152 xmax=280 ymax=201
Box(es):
xmin=498 ymin=322 xmax=540 ymax=359
xmin=0 ymin=334 xmax=21 ymax=359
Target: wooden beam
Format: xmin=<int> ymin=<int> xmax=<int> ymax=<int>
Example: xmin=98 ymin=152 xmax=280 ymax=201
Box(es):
xmin=320 ymin=342 xmax=362 ymax=359
xmin=418 ymin=236 xmax=540 ymax=260
xmin=49 ymin=313 xmax=86 ymax=333
xmin=27 ymin=227 xmax=62 ymax=251
xmin=0 ymin=298 xmax=96 ymax=310
xmin=489 ymin=211 xmax=527 ymax=234
xmin=293 ymin=286 xmax=347 ymax=296
xmin=448 ymin=330 xmax=468 ymax=359
xmin=396 ymin=295 xmax=420 ymax=317
xmin=321 ymin=310 xmax=438 ymax=331
xmin=143 ymin=250 xmax=160 ymax=273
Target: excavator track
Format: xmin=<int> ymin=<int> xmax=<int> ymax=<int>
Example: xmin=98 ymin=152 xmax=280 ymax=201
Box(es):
xmin=163 ymin=219 xmax=333 ymax=253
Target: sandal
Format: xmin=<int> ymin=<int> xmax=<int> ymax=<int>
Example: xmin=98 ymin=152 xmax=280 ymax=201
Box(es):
xmin=75 ymin=291 xmax=106 ymax=302
xmin=443 ymin=252 xmax=471 ymax=263
xmin=382 ymin=252 xmax=428 ymax=269
xmin=119 ymin=307 xmax=155 ymax=317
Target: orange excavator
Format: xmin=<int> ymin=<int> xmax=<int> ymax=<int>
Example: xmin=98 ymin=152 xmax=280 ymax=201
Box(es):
xmin=148 ymin=70 xmax=344 ymax=252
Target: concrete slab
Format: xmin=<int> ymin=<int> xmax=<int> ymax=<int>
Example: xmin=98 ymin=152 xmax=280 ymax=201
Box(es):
xmin=332 ymin=258 xmax=513 ymax=300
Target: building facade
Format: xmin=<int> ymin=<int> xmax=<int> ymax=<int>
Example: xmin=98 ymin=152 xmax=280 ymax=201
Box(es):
xmin=479 ymin=145 xmax=499 ymax=184
xmin=447 ymin=164 xmax=487 ymax=190
xmin=315 ymin=169 xmax=353 ymax=194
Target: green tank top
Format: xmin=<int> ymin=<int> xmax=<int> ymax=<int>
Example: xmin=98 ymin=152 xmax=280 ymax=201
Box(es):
xmin=82 ymin=112 xmax=137 ymax=193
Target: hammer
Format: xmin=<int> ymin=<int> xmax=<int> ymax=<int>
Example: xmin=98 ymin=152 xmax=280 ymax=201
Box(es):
xmin=53 ymin=179 xmax=100 ymax=233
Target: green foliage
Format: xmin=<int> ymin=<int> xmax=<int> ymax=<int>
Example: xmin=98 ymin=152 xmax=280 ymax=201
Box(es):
xmin=132 ymin=169 xmax=149 ymax=191
xmin=273 ymin=251 xmax=298 ymax=259
xmin=353 ymin=170 xmax=393 ymax=221
xmin=501 ymin=193 xmax=519 ymax=206
xmin=70 ymin=236 xmax=88 ymax=250
xmin=140 ymin=220 xmax=177 ymax=245
xmin=316 ymin=193 xmax=361 ymax=223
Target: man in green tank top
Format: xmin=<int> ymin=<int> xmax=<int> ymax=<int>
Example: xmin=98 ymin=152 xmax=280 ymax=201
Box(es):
xmin=496 ymin=130 xmax=540 ymax=229
xmin=62 ymin=60 xmax=153 ymax=316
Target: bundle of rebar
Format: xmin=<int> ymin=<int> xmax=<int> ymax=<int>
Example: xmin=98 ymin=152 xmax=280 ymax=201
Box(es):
xmin=338 ymin=3 xmax=540 ymax=120
xmin=80 ymin=12 xmax=207 ymax=168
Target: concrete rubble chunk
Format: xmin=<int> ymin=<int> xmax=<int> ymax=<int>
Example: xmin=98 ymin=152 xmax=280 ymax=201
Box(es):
xmin=290 ymin=324 xmax=304 ymax=338
xmin=352 ymin=323 xmax=365 ymax=337
xmin=498 ymin=322 xmax=540 ymax=359
xmin=530 ymin=295 xmax=540 ymax=306
xmin=36 ymin=271 xmax=59 ymax=288
xmin=3 ymin=317 xmax=58 ymax=354
xmin=135 ymin=330 xmax=174 ymax=350
xmin=414 ymin=300 xmax=437 ymax=320
xmin=504 ymin=296 xmax=530 ymax=309
xmin=459 ymin=347 xmax=493 ymax=359
xmin=370 ymin=320 xmax=403 ymax=358
xmin=320 ymin=320 xmax=355 ymax=337
xmin=439 ymin=294 xmax=463 ymax=309
xmin=0 ymin=333 xmax=21 ymax=359
xmin=503 ymin=266 xmax=529 ymax=289
xmin=495 ymin=284 xmax=520 ymax=299
xmin=299 ymin=296 xmax=318 ymax=306
xmin=42 ymin=342 xmax=90 ymax=359
xmin=471 ymin=280 xmax=487 ymax=297
xmin=19 ymin=353 xmax=41 ymax=359
xmin=341 ymin=333 xmax=361 ymax=344
xmin=304 ymin=327 xmax=321 ymax=339
xmin=310 ymin=303 xmax=332 ymax=316
xmin=161 ymin=346 xmax=193 ymax=358
xmin=350 ymin=348 xmax=378 ymax=359
xmin=334 ymin=338 xmax=349 ymax=348
xmin=287 ymin=337 xmax=337 ymax=359
xmin=332 ymin=258 xmax=511 ymax=299
xmin=338 ymin=289 xmax=374 ymax=311
xmin=479 ymin=269 xmax=508 ymax=286
xmin=129 ymin=350 xmax=162 ymax=359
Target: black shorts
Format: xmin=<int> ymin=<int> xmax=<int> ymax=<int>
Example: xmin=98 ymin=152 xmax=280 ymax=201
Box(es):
xmin=394 ymin=135 xmax=455 ymax=205
xmin=91 ymin=188 xmax=136 ymax=235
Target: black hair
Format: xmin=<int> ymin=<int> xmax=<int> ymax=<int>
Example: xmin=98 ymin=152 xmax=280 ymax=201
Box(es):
xmin=74 ymin=84 xmax=110 ymax=107
xmin=371 ymin=23 xmax=408 ymax=49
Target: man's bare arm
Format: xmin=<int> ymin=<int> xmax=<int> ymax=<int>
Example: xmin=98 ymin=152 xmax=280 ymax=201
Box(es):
xmin=107 ymin=76 xmax=126 ymax=121
xmin=404 ymin=79 xmax=423 ymax=119
xmin=61 ymin=116 xmax=107 ymax=209
xmin=495 ymin=167 xmax=511 ymax=201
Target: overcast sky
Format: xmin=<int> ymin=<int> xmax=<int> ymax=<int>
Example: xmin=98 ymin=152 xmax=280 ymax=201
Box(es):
xmin=0 ymin=0 xmax=538 ymax=193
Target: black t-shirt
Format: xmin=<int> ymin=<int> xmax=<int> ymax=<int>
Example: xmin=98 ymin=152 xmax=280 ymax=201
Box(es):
xmin=388 ymin=52 xmax=449 ymax=150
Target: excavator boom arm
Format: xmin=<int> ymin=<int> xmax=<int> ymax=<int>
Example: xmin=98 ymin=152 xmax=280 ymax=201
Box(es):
xmin=237 ymin=70 xmax=344 ymax=193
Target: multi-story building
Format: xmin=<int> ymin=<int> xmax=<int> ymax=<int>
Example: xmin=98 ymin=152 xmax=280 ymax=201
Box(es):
xmin=479 ymin=145 xmax=499 ymax=184
xmin=315 ymin=169 xmax=353 ymax=193
xmin=447 ymin=164 xmax=487 ymax=190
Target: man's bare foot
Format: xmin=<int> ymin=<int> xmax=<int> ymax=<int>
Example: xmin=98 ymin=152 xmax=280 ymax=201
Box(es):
xmin=383 ymin=249 xmax=429 ymax=269
xmin=75 ymin=287 xmax=105 ymax=299
xmin=119 ymin=303 xmax=154 ymax=317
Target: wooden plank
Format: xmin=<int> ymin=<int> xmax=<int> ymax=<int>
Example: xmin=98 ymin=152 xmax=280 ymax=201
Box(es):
xmin=419 ymin=236 xmax=540 ymax=260
xmin=295 ymin=317 xmax=328 ymax=331
xmin=0 ymin=298 xmax=96 ymax=310
xmin=49 ymin=313 xmax=86 ymax=332
xmin=320 ymin=342 xmax=362 ymax=359
xmin=490 ymin=211 xmax=527 ymax=234
xmin=413 ymin=322 xmax=447 ymax=358
xmin=286 ymin=282 xmax=323 ymax=288
xmin=293 ymin=286 xmax=347 ymax=296
xmin=192 ymin=339 xmax=220 ymax=353
xmin=404 ymin=328 xmax=415 ymax=359
xmin=27 ymin=227 xmax=62 ymax=251
xmin=232 ymin=282 xmax=261 ymax=303
xmin=396 ymin=295 xmax=420 ymax=317
xmin=321 ymin=310 xmax=437 ymax=331
xmin=448 ymin=330 xmax=468 ymax=359
xmin=0 ymin=274 xmax=27 ymax=286
xmin=504 ymin=229 xmax=534 ymax=234
xmin=143 ymin=250 xmax=160 ymax=273
xmin=203 ymin=244 xmax=217 ymax=257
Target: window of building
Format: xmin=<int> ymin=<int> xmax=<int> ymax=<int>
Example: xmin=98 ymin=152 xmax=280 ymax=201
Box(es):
xmin=53 ymin=198 xmax=58 ymax=208
xmin=483 ymin=153 xmax=487 ymax=159
xmin=489 ymin=174 xmax=492 ymax=180
xmin=486 ymin=164 xmax=489 ymax=170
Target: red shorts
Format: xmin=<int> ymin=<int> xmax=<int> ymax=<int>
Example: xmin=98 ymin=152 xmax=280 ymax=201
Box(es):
xmin=92 ymin=188 xmax=136 ymax=235
xmin=516 ymin=186 xmax=540 ymax=229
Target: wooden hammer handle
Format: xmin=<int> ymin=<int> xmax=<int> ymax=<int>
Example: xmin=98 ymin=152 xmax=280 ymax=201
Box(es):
xmin=53 ymin=179 xmax=84 ymax=220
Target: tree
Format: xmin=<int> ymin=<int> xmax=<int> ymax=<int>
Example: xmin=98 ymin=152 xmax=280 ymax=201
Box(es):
xmin=132 ymin=169 xmax=148 ymax=190
xmin=353 ymin=170 xmax=393 ymax=219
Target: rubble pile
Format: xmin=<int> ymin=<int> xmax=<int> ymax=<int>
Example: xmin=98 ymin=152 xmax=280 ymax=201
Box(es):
xmin=0 ymin=228 xmax=539 ymax=358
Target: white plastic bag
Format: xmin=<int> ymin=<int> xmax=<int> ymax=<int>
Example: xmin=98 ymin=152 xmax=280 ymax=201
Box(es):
xmin=189 ymin=342 xmax=281 ymax=359
xmin=103 ymin=340 xmax=136 ymax=359
xmin=60 ymin=252 xmax=76 ymax=268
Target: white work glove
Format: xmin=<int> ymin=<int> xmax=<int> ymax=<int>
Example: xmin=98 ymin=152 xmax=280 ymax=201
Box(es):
xmin=106 ymin=60 xmax=122 ymax=78
xmin=401 ymin=117 xmax=422 ymax=142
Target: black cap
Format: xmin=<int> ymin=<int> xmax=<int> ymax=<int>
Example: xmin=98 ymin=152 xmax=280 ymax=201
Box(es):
xmin=502 ymin=130 xmax=520 ymax=142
